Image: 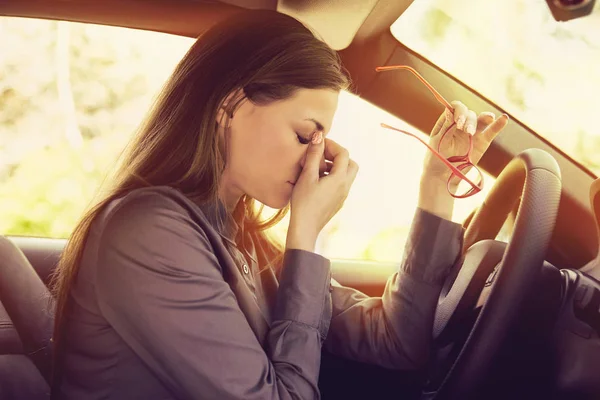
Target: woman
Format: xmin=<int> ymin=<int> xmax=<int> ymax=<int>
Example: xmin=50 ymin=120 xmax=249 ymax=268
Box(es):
xmin=51 ymin=9 xmax=508 ymax=400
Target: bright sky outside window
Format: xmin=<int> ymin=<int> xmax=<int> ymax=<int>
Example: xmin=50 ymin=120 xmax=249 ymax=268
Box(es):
xmin=393 ymin=0 xmax=600 ymax=175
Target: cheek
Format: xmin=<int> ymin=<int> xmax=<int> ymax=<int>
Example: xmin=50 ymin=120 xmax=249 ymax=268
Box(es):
xmin=230 ymin=126 xmax=302 ymax=180
xmin=256 ymin=136 xmax=303 ymax=177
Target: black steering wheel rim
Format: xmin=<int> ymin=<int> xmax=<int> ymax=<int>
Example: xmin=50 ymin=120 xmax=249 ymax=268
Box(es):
xmin=425 ymin=148 xmax=562 ymax=400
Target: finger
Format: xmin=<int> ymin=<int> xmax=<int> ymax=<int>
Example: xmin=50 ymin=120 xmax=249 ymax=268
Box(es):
xmin=478 ymin=111 xmax=495 ymax=123
xmin=346 ymin=159 xmax=359 ymax=186
xmin=323 ymin=137 xmax=344 ymax=160
xmin=319 ymin=155 xmax=328 ymax=175
xmin=464 ymin=109 xmax=477 ymax=135
xmin=481 ymin=113 xmax=509 ymax=142
xmin=450 ymin=100 xmax=469 ymax=130
xmin=320 ymin=159 xmax=333 ymax=177
xmin=476 ymin=112 xmax=495 ymax=133
xmin=300 ymin=131 xmax=325 ymax=181
xmin=324 ymin=138 xmax=349 ymax=176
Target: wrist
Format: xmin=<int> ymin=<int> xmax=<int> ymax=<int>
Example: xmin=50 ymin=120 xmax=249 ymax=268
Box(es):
xmin=286 ymin=222 xmax=318 ymax=253
xmin=418 ymin=175 xmax=455 ymax=221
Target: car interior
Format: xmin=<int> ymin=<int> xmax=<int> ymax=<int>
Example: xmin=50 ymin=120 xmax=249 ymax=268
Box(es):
xmin=1 ymin=0 xmax=600 ymax=399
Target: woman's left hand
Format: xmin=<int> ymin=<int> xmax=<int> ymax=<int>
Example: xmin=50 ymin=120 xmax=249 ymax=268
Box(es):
xmin=423 ymin=100 xmax=509 ymax=183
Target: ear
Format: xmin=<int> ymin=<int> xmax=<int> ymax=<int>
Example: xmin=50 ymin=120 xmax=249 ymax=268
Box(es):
xmin=216 ymin=105 xmax=233 ymax=129
xmin=216 ymin=88 xmax=244 ymax=128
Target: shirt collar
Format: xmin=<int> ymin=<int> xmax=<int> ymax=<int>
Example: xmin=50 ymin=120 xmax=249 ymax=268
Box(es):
xmin=198 ymin=199 xmax=239 ymax=242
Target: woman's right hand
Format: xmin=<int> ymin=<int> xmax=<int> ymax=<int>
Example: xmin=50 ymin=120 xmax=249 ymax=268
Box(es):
xmin=287 ymin=132 xmax=359 ymax=252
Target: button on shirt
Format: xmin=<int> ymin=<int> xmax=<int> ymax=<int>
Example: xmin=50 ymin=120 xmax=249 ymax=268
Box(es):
xmin=56 ymin=186 xmax=464 ymax=400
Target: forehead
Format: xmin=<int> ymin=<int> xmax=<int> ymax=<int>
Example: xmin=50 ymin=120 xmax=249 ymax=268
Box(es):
xmin=269 ymin=88 xmax=339 ymax=131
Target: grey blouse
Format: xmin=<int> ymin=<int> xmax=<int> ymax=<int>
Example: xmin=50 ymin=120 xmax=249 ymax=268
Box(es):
xmin=57 ymin=186 xmax=463 ymax=400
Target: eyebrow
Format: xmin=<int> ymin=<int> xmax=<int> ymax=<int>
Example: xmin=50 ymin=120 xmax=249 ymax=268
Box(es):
xmin=305 ymin=118 xmax=325 ymax=132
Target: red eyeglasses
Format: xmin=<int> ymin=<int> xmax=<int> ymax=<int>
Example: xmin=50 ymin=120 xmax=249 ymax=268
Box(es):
xmin=375 ymin=65 xmax=483 ymax=199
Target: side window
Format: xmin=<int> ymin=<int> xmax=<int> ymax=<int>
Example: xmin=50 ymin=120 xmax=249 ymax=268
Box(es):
xmin=0 ymin=18 xmax=194 ymax=237
xmin=0 ymin=17 xmax=493 ymax=263
xmin=268 ymin=91 xmax=495 ymax=263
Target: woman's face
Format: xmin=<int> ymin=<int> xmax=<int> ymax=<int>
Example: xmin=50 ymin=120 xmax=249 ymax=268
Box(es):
xmin=220 ymin=88 xmax=339 ymax=210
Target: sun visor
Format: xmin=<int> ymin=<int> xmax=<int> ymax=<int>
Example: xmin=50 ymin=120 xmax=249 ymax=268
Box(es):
xmin=217 ymin=0 xmax=380 ymax=50
xmin=278 ymin=0 xmax=379 ymax=50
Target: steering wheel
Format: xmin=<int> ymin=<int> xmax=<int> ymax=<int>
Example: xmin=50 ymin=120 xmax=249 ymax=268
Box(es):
xmin=421 ymin=148 xmax=562 ymax=400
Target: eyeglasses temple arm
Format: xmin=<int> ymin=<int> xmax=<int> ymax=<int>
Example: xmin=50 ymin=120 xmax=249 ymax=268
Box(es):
xmin=375 ymin=65 xmax=453 ymax=110
xmin=380 ymin=123 xmax=481 ymax=189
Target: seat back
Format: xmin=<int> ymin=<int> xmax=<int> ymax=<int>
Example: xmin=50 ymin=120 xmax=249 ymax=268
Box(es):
xmin=0 ymin=236 xmax=54 ymax=384
xmin=7 ymin=237 xmax=65 ymax=287
xmin=0 ymin=302 xmax=24 ymax=355
xmin=0 ymin=355 xmax=50 ymax=400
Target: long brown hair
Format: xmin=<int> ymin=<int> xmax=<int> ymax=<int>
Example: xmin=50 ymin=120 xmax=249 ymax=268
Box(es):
xmin=50 ymin=9 xmax=348 ymax=383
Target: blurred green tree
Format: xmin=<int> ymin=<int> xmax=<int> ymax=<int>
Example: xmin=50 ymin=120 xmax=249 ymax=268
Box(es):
xmin=0 ymin=18 xmax=192 ymax=237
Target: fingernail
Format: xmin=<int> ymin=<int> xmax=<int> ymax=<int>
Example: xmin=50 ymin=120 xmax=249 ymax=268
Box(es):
xmin=311 ymin=131 xmax=323 ymax=145
xmin=466 ymin=123 xmax=476 ymax=135
xmin=457 ymin=115 xmax=466 ymax=130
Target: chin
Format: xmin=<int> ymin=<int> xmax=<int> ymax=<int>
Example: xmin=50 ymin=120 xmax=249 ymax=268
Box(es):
xmin=261 ymin=197 xmax=290 ymax=210
xmin=246 ymin=182 xmax=293 ymax=210
xmin=253 ymin=191 xmax=291 ymax=210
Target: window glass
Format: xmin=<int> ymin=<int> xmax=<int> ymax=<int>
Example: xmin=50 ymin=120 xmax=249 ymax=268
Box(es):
xmin=0 ymin=17 xmax=492 ymax=263
xmin=267 ymin=92 xmax=494 ymax=262
xmin=392 ymin=0 xmax=600 ymax=175
xmin=0 ymin=18 xmax=194 ymax=238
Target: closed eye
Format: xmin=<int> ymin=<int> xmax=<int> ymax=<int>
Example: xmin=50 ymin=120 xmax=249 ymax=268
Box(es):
xmin=296 ymin=132 xmax=312 ymax=145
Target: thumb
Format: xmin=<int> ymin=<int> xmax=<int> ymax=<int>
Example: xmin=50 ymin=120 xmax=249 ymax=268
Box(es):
xmin=300 ymin=131 xmax=324 ymax=181
xmin=431 ymin=108 xmax=453 ymax=138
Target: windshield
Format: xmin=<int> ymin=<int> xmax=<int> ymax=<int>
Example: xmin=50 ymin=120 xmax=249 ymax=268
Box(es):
xmin=392 ymin=0 xmax=600 ymax=176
